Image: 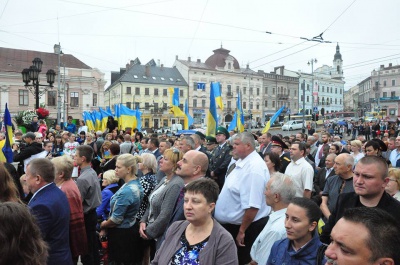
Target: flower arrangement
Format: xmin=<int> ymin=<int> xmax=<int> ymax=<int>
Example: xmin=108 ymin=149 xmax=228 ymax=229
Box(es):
xmin=36 ymin=107 xmax=49 ymax=119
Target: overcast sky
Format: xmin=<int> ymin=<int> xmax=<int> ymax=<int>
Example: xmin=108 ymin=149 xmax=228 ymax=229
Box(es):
xmin=1 ymin=0 xmax=399 ymax=90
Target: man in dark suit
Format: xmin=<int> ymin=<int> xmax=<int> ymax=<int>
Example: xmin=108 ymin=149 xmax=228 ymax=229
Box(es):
xmin=209 ymin=126 xmax=232 ymax=190
xmin=159 ymin=150 xmax=209 ymax=245
xmin=313 ymin=153 xmax=336 ymax=204
xmin=26 ymin=158 xmax=72 ymax=265
xmin=259 ymin=132 xmax=272 ymax=158
xmin=148 ymin=137 xmax=161 ymax=159
xmin=270 ymin=135 xmax=291 ymax=173
xmin=191 ymin=133 xmax=210 ymax=158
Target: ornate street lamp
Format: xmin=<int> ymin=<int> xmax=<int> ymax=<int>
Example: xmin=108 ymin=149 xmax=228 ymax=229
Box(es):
xmin=21 ymin=58 xmax=56 ymax=110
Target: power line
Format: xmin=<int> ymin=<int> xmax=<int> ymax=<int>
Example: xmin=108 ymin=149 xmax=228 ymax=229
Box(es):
xmin=186 ymin=0 xmax=209 ymax=56
xmin=322 ymin=0 xmax=357 ymax=33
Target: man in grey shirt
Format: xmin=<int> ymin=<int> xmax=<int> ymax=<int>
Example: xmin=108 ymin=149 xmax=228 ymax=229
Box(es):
xmin=120 ymin=134 xmax=136 ymax=154
xmin=75 ymin=145 xmax=102 ymax=265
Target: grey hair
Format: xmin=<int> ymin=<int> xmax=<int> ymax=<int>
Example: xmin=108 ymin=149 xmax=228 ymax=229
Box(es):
xmin=183 ymin=136 xmax=195 ymax=149
xmin=308 ymin=136 xmax=315 ymax=142
xmin=190 ymin=134 xmax=201 ymax=145
xmin=233 ymin=132 xmax=255 ymax=149
xmin=326 ymin=153 xmax=337 ymax=161
xmin=269 ymin=172 xmax=296 ymax=204
xmin=341 ymin=153 xmax=355 ymax=167
xmin=333 ymin=141 xmax=342 ymax=148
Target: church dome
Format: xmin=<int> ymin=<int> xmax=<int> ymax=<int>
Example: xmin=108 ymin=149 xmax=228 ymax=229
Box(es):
xmin=334 ymin=43 xmax=342 ymax=61
xmin=205 ymin=47 xmax=240 ymax=69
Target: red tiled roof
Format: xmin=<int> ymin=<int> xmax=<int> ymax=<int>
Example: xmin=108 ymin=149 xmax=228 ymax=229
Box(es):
xmin=0 ymin=47 xmax=92 ymax=73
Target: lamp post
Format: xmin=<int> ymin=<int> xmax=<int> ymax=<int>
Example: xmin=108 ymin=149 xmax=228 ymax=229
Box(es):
xmin=21 ymin=58 xmax=56 ymax=110
xmin=54 ymin=43 xmax=63 ymax=124
xmin=308 ymin=58 xmax=318 ymax=115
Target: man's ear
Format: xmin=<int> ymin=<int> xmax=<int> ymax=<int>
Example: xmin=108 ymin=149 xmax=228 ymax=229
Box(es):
xmin=376 ymin=258 xmax=394 ymax=265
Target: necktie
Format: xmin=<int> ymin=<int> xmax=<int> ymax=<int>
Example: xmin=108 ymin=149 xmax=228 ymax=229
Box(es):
xmin=226 ymin=163 xmax=236 ymax=177
xmin=174 ymin=187 xmax=185 ymax=210
xmin=318 ymin=144 xmax=325 ymax=159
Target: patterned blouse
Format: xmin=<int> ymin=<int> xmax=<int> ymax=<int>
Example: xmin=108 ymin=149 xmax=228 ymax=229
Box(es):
xmin=170 ymin=230 xmax=210 ymax=265
xmin=136 ymin=172 xmax=157 ymax=220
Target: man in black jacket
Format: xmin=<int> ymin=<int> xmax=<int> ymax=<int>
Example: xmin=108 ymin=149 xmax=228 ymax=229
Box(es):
xmin=12 ymin=132 xmax=43 ymax=174
xmin=320 ymin=156 xmax=400 ymax=244
xmin=209 ymin=126 xmax=232 ymax=190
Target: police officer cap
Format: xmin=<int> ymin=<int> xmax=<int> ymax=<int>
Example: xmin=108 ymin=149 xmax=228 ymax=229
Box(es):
xmin=205 ymin=136 xmax=217 ymax=145
xmin=216 ymin=126 xmax=229 ymax=138
xmin=271 ymin=135 xmax=288 ymax=149
xmin=195 ymin=131 xmax=206 ymax=140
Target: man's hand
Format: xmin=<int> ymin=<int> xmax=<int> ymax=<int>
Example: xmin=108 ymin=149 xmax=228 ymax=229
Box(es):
xmin=236 ymin=230 xmax=245 ymax=247
xmin=139 ymin=222 xmax=148 ymax=239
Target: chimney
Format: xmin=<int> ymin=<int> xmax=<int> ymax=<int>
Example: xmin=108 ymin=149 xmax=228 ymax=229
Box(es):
xmin=188 ymin=57 xmax=191 ymax=62
xmin=176 ymin=55 xmax=178 ymax=60
xmin=246 ymin=64 xmax=249 ymax=69
xmin=389 ymin=63 xmax=392 ymax=67
xmin=126 ymin=63 xmax=130 ymax=69
xmin=145 ymin=65 xmax=150 ymax=77
xmin=380 ymin=65 xmax=384 ymax=69
xmin=120 ymin=68 xmax=126 ymax=76
xmin=130 ymin=60 xmax=134 ymax=66
xmin=111 ymin=71 xmax=120 ymax=84
xmin=161 ymin=64 xmax=164 ymax=70
xmin=157 ymin=59 xmax=161 ymax=66
xmin=197 ymin=59 xmax=201 ymax=63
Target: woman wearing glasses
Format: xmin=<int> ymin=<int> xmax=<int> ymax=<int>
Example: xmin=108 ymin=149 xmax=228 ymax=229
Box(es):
xmin=139 ymin=148 xmax=184 ymax=260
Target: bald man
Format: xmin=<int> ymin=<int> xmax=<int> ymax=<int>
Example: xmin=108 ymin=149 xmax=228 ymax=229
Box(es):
xmin=159 ymin=150 xmax=209 ymax=245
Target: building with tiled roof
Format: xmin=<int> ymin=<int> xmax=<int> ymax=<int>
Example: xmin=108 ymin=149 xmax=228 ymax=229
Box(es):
xmin=0 ymin=47 xmax=105 ymax=123
xmin=104 ymin=59 xmax=188 ymax=129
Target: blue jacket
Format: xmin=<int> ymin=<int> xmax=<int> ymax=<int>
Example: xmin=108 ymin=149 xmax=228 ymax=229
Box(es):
xmin=97 ymin=183 xmax=119 ymax=221
xmin=29 ymin=183 xmax=73 ymax=265
xmin=267 ymin=232 xmax=322 ymax=265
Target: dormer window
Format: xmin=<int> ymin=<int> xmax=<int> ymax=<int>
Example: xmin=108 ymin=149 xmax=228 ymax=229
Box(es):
xmin=228 ymin=62 xmax=231 ymax=69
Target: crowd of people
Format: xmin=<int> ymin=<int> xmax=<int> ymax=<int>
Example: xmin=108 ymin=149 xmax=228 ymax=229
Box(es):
xmin=1 ymin=115 xmax=400 ymax=265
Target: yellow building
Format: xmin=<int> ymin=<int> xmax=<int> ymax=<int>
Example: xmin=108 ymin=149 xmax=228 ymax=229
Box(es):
xmin=104 ymin=58 xmax=188 ymax=129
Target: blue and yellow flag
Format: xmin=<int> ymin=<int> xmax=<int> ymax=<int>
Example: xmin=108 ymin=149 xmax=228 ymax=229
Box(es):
xmin=106 ymin=106 xmax=113 ymax=116
xmin=1 ymin=103 xmax=14 ymax=163
xmin=184 ymin=99 xmax=194 ymax=130
xmin=99 ymin=107 xmax=110 ymax=132
xmin=206 ymin=83 xmax=218 ymax=137
xmin=82 ymin=111 xmax=95 ymax=132
xmin=262 ymin=105 xmax=285 ymax=134
xmin=211 ymin=82 xmax=223 ymax=110
xmin=135 ymin=105 xmax=142 ymax=130
xmin=170 ymin=87 xmax=185 ymax=117
xmin=119 ymin=104 xmax=137 ymax=130
xmin=92 ymin=110 xmax=102 ymax=131
xmin=227 ymin=112 xmax=237 ymax=132
xmin=236 ymin=91 xmax=245 ymax=132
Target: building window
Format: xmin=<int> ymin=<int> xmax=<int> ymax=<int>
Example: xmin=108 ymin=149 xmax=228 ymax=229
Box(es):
xmin=392 ymin=80 xmax=396 ymax=86
xmin=272 ymin=87 xmax=275 ymax=94
xmin=307 ymin=96 xmax=309 ymax=102
xmin=154 ymin=88 xmax=158 ymax=96
xmin=243 ymin=88 xmax=247 ymax=94
xmin=330 ymin=98 xmax=333 ymax=103
xmin=265 ymin=87 xmax=268 ymax=94
xmin=272 ymin=101 xmax=275 ymax=108
xmin=340 ymin=88 xmax=342 ymax=94
xmin=256 ymin=87 xmax=260 ymax=96
xmin=249 ymin=87 xmax=253 ymax=95
xmin=250 ymin=102 xmax=253 ymax=109
xmin=163 ymin=102 xmax=167 ymax=109
xmin=202 ymin=100 xmax=205 ymax=108
xmin=322 ymin=86 xmax=324 ymax=92
xmin=330 ymin=87 xmax=333 ymax=93
xmin=47 ymin=91 xmax=56 ymax=106
xmin=126 ymin=102 xmax=131 ymax=109
xmin=135 ymin=87 xmax=140 ymax=95
xmin=335 ymin=98 xmax=337 ymax=104
xmin=307 ymin=84 xmax=309 ymax=91
xmin=391 ymin=91 xmax=396 ymax=97
xmin=243 ymin=102 xmax=247 ymax=109
xmin=93 ymin=93 xmax=98 ymax=107
xmin=163 ymin=89 xmax=167 ymax=96
xmin=126 ymin=87 xmax=131 ymax=94
xmin=227 ymin=101 xmax=231 ymax=109
xmin=294 ymin=89 xmax=297 ymax=96
xmin=135 ymin=102 xmax=140 ymax=109
xmin=70 ymin=92 xmax=79 ymax=107
xmin=227 ymin=85 xmax=231 ymax=94
xmin=145 ymin=119 xmax=149 ymax=128
xmin=193 ymin=99 xmax=197 ymax=108
xmin=301 ymin=95 xmax=304 ymax=102
xmin=236 ymin=86 xmax=240 ymax=94
xmin=179 ymin=104 xmax=184 ymax=110
xmin=264 ymin=100 xmax=268 ymax=107
xmin=145 ymin=103 xmax=149 ymax=110
xmin=154 ymin=103 xmax=158 ymax=110
xmin=19 ymin=90 xmax=29 ymax=106
xmin=180 ymin=89 xmax=183 ymax=97
xmin=383 ymin=80 xmax=387 ymax=86
xmin=256 ymin=104 xmax=259 ymax=110
xmin=335 ymin=87 xmax=337 ymax=93
xmin=163 ymin=119 xmax=168 ymax=127
xmin=145 ymin=88 xmax=149 ymax=95
xmin=383 ymin=92 xmax=387 ymax=97
xmin=340 ymin=99 xmax=342 ymax=104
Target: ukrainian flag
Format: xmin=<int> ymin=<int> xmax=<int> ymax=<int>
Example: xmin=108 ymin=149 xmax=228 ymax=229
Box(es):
xmin=0 ymin=103 xmax=13 ymax=163
xmin=92 ymin=110 xmax=102 ymax=131
xmin=83 ymin=111 xmax=95 ymax=131
xmin=211 ymin=82 xmax=223 ymax=110
xmin=106 ymin=106 xmax=113 ymax=116
xmin=227 ymin=112 xmax=237 ymax=132
xmin=99 ymin=107 xmax=110 ymax=132
xmin=236 ymin=91 xmax=245 ymax=132
xmin=206 ymin=83 xmax=218 ymax=137
xmin=119 ymin=104 xmax=137 ymax=131
xmin=184 ymin=99 xmax=194 ymax=130
xmin=135 ymin=105 xmax=142 ymax=130
xmin=262 ymin=105 xmax=285 ymax=134
xmin=170 ymin=87 xmax=185 ymax=117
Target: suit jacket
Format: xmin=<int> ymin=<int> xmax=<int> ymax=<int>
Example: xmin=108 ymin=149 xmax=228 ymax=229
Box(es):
xmin=208 ymin=143 xmax=232 ymax=189
xmin=29 ymin=183 xmax=73 ymax=265
xmin=279 ymin=152 xmax=291 ymax=173
xmin=313 ymin=167 xmax=335 ymax=194
xmin=340 ymin=147 xmax=350 ymax=154
xmin=260 ymin=142 xmax=272 ymax=158
xmin=151 ymin=149 xmax=162 ymax=159
xmin=320 ymin=192 xmax=400 ymax=244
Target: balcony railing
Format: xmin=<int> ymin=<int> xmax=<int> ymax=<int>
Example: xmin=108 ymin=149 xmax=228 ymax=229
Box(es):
xmin=277 ymin=93 xmax=289 ymax=100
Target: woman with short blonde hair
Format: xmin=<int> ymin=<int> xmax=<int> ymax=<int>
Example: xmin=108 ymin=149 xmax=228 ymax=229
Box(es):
xmin=386 ymin=168 xmax=400 ymax=201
